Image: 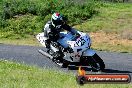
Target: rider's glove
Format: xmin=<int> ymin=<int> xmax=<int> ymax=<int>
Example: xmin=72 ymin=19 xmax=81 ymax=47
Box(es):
xmin=75 ymin=33 xmax=80 ymax=38
xmin=48 ymin=32 xmax=59 ymax=41
xmin=64 ymin=47 xmax=74 ymax=53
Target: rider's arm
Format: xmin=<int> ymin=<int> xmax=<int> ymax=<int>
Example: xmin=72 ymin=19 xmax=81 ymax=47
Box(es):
xmin=43 ymin=21 xmax=52 ymax=37
xmin=62 ymin=24 xmax=77 ymax=35
xmin=43 ymin=24 xmax=50 ymax=37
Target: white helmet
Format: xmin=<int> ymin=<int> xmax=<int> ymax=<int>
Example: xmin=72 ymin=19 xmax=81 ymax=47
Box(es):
xmin=51 ymin=12 xmax=63 ymax=28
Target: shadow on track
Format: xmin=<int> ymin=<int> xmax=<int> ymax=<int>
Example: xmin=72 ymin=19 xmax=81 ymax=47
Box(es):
xmin=103 ymin=69 xmax=132 ymax=73
xmin=68 ymin=67 xmax=132 ymax=73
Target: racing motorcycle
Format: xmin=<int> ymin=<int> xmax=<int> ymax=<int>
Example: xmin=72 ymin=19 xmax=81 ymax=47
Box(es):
xmin=36 ymin=30 xmax=105 ymax=71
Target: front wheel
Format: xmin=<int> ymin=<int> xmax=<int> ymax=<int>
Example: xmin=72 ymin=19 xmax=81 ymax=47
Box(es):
xmin=88 ymin=53 xmax=105 ymax=71
xmin=62 ymin=60 xmax=69 ymax=68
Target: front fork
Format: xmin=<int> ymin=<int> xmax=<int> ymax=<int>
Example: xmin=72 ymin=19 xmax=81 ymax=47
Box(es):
xmin=80 ymin=49 xmax=97 ymax=66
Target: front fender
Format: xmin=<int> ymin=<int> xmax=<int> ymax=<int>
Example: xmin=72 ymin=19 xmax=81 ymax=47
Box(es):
xmin=82 ymin=49 xmax=96 ymax=56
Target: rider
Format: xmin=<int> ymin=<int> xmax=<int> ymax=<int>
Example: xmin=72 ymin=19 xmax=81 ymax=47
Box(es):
xmin=43 ymin=12 xmax=79 ymax=62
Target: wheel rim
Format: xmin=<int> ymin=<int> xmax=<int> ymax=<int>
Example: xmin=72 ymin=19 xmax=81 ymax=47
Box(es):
xmin=90 ymin=57 xmax=101 ymax=71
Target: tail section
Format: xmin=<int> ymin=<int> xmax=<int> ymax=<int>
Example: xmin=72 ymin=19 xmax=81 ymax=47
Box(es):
xmin=36 ymin=32 xmax=47 ymax=47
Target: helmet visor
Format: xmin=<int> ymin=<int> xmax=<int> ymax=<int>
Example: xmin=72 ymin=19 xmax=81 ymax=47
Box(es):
xmin=52 ymin=19 xmax=62 ymax=26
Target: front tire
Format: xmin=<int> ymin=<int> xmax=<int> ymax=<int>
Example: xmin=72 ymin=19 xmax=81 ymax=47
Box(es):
xmin=62 ymin=60 xmax=69 ymax=68
xmin=89 ymin=53 xmax=105 ymax=71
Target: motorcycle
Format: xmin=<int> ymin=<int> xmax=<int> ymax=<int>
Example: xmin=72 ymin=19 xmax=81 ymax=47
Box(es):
xmin=36 ymin=30 xmax=105 ymax=71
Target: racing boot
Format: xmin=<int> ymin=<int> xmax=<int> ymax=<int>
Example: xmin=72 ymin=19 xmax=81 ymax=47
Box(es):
xmin=45 ymin=39 xmax=51 ymax=53
xmin=52 ymin=50 xmax=64 ymax=65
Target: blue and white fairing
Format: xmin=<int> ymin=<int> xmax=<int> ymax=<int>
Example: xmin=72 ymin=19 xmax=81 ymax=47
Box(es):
xmin=58 ymin=31 xmax=94 ymax=62
xmin=36 ymin=30 xmax=96 ymax=63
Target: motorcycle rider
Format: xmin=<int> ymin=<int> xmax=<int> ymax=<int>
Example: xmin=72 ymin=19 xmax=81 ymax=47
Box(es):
xmin=43 ymin=12 xmax=79 ymax=63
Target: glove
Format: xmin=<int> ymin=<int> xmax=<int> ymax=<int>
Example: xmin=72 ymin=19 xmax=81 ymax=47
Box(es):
xmin=48 ymin=32 xmax=59 ymax=41
xmin=45 ymin=39 xmax=51 ymax=48
xmin=75 ymin=33 xmax=80 ymax=38
xmin=64 ymin=47 xmax=73 ymax=53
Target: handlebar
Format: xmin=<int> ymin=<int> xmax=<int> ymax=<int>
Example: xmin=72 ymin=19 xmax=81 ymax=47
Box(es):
xmin=60 ymin=32 xmax=81 ymax=41
xmin=71 ymin=33 xmax=80 ymax=41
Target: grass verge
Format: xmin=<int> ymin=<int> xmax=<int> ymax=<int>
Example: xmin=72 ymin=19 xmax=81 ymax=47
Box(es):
xmin=0 ymin=37 xmax=40 ymax=46
xmin=0 ymin=60 xmax=132 ymax=88
xmin=90 ymin=32 xmax=132 ymax=53
xmin=75 ymin=3 xmax=132 ymax=33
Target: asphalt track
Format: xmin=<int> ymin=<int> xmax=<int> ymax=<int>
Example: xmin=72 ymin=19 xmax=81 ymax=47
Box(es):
xmin=0 ymin=44 xmax=132 ymax=79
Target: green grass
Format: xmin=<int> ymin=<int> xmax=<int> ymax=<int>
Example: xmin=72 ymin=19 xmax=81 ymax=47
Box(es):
xmin=92 ymin=41 xmax=132 ymax=53
xmin=75 ymin=3 xmax=132 ymax=33
xmin=0 ymin=60 xmax=132 ymax=88
xmin=0 ymin=37 xmax=40 ymax=46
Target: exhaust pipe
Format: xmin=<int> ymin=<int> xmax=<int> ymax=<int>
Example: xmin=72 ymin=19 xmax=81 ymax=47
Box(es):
xmin=38 ymin=49 xmax=53 ymax=59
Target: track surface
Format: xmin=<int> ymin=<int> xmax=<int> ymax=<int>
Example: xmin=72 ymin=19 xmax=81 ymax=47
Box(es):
xmin=0 ymin=44 xmax=132 ymax=78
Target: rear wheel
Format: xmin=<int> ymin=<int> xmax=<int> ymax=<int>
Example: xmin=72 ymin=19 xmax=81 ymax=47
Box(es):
xmin=88 ymin=53 xmax=105 ymax=71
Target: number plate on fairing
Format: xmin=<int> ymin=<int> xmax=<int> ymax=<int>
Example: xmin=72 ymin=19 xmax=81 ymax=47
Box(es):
xmin=74 ymin=37 xmax=86 ymax=47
